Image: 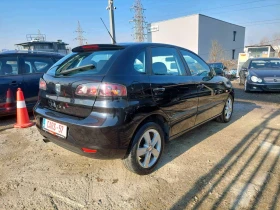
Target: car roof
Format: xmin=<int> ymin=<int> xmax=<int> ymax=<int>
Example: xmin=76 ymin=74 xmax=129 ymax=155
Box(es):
xmin=117 ymin=42 xmax=167 ymax=47
xmin=76 ymin=42 xmax=190 ymax=49
xmin=0 ymin=50 xmax=64 ymax=57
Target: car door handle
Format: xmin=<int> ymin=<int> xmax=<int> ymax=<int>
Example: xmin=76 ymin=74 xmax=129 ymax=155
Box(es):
xmin=153 ymin=88 xmax=165 ymax=92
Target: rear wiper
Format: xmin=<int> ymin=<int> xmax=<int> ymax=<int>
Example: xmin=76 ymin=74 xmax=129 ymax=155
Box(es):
xmin=58 ymin=64 xmax=95 ymax=75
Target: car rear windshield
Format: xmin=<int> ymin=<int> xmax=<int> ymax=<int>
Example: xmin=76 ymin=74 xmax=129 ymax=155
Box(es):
xmin=250 ymin=59 xmax=280 ymax=69
xmin=46 ymin=50 xmax=121 ymax=76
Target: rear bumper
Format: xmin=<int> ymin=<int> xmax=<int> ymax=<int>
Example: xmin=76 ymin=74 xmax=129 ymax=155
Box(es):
xmin=246 ymin=82 xmax=280 ymax=92
xmin=34 ymin=106 xmax=130 ymax=159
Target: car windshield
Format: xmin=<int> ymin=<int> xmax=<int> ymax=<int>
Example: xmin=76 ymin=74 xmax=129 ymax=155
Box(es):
xmin=47 ymin=50 xmax=121 ymax=76
xmin=209 ymin=63 xmax=223 ymax=69
xmin=250 ymin=59 xmax=280 ymax=69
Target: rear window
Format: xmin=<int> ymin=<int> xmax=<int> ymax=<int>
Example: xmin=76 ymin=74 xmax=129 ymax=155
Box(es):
xmin=22 ymin=56 xmax=54 ymax=74
xmin=47 ymin=50 xmax=120 ymax=76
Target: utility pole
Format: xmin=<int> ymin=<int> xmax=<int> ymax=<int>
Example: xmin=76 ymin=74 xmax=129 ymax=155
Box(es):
xmin=107 ymin=0 xmax=116 ymax=44
xmin=74 ymin=21 xmax=86 ymax=46
xmin=130 ymin=0 xmax=147 ymax=42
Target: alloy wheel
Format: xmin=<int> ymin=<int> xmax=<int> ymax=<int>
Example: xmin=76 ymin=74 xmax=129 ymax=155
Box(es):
xmin=136 ymin=129 xmax=162 ymax=168
xmin=224 ymin=97 xmax=233 ymax=120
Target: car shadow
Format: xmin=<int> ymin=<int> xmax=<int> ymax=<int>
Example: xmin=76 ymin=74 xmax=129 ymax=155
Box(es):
xmin=233 ymin=83 xmax=280 ymax=104
xmin=157 ymin=101 xmax=260 ymax=171
xmin=156 ymin=102 xmax=280 ymax=210
xmin=0 ymin=113 xmax=35 ymax=132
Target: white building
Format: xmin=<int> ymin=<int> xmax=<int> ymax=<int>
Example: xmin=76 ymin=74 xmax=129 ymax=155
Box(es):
xmin=147 ymin=14 xmax=245 ymax=62
xmin=244 ymin=45 xmax=276 ymax=58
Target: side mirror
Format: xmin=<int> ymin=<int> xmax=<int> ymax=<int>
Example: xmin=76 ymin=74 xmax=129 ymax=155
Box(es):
xmin=203 ymin=68 xmax=215 ymax=81
xmin=223 ymin=66 xmax=227 ymax=70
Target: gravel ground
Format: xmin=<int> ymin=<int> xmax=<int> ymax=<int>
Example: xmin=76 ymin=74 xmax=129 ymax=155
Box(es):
xmin=0 ymin=80 xmax=279 ymax=210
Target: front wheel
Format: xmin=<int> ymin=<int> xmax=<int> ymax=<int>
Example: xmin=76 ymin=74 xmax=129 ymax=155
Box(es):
xmin=122 ymin=122 xmax=164 ymax=175
xmin=216 ymin=95 xmax=233 ymax=123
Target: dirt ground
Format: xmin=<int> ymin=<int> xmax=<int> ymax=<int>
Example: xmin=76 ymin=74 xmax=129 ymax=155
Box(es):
xmin=0 ymin=81 xmax=280 ymax=210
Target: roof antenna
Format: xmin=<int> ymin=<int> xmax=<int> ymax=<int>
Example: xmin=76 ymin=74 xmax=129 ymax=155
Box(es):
xmin=100 ymin=18 xmax=117 ymax=44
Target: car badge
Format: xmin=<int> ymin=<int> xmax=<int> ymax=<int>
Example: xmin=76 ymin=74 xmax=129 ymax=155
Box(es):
xmin=274 ymin=79 xmax=277 ymax=82
xmin=55 ymin=84 xmax=61 ymax=94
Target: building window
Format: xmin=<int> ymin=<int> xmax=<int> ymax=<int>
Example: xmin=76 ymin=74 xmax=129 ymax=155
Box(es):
xmin=232 ymin=49 xmax=235 ymax=60
xmin=233 ymin=31 xmax=236 ymax=41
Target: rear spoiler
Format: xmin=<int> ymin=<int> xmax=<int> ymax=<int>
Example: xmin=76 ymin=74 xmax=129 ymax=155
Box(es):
xmin=72 ymin=44 xmax=125 ymax=52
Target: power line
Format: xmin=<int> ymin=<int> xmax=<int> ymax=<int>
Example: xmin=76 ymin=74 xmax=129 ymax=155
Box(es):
xmin=74 ymin=21 xmax=86 ymax=46
xmin=241 ymin=18 xmax=280 ymax=24
xmin=246 ymin=21 xmax=280 ymax=26
xmin=208 ymin=3 xmax=280 ymax=15
xmin=150 ymin=0 xmax=269 ymax=22
xmin=195 ymin=0 xmax=267 ymax=13
xmin=130 ymin=0 xmax=147 ymax=42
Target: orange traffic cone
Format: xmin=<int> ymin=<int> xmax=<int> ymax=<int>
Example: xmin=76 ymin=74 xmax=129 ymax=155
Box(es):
xmin=14 ymin=88 xmax=34 ymax=128
xmin=4 ymin=88 xmax=13 ymax=110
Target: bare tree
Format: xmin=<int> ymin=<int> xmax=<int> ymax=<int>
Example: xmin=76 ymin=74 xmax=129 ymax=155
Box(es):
xmin=208 ymin=40 xmax=225 ymax=62
xmin=272 ymin=33 xmax=280 ymax=57
xmin=259 ymin=37 xmax=269 ymax=45
xmin=208 ymin=40 xmax=237 ymax=71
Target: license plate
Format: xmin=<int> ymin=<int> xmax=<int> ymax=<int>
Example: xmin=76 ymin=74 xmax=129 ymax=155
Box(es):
xmin=42 ymin=118 xmax=67 ymax=138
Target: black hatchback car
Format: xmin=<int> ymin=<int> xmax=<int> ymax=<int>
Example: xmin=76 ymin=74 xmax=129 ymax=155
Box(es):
xmin=0 ymin=51 xmax=63 ymax=116
xmin=34 ymin=43 xmax=234 ymax=175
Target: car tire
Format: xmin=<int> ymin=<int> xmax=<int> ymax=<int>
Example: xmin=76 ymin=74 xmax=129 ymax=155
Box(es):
xmin=216 ymin=94 xmax=233 ymax=123
xmin=122 ymin=122 xmax=165 ymax=175
xmin=244 ymin=79 xmax=249 ymax=92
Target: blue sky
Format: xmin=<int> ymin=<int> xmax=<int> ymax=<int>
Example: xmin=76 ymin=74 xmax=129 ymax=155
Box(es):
xmin=0 ymin=0 xmax=279 ymax=50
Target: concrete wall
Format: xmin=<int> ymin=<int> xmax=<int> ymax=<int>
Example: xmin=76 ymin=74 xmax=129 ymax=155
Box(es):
xmin=147 ymin=14 xmax=199 ymax=54
xmin=198 ymin=15 xmax=245 ymax=61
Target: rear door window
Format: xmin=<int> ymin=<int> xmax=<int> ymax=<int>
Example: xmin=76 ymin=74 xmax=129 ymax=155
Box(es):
xmin=133 ymin=51 xmax=146 ymax=74
xmin=21 ymin=56 xmax=54 ymax=74
xmin=151 ymin=47 xmax=185 ymax=76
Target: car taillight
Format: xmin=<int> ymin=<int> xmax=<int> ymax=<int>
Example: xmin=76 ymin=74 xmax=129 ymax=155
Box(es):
xmin=75 ymin=83 xmax=127 ymax=97
xmin=39 ymin=78 xmax=46 ymax=90
xmin=99 ymin=83 xmax=127 ymax=96
xmin=82 ymin=45 xmax=99 ymax=51
xmin=75 ymin=83 xmax=99 ymax=96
